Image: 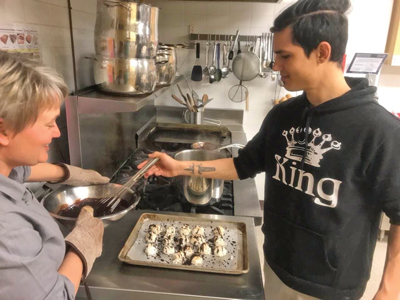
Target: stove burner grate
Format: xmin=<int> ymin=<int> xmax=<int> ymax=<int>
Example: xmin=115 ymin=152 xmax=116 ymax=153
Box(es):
xmin=111 ymin=149 xmax=234 ymax=216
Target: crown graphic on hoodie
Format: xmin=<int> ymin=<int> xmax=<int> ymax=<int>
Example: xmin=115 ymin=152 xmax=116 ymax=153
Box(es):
xmin=282 ymin=127 xmax=341 ymax=167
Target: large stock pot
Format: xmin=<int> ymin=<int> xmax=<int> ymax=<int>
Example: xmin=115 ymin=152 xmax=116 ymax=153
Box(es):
xmin=95 ymin=1 xmax=159 ymax=59
xmin=94 ymin=55 xmax=167 ymax=95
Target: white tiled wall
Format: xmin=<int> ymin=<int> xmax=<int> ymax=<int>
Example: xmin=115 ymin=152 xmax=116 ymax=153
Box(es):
xmin=0 ymin=0 xmax=74 ymax=90
xmin=147 ymin=0 xmax=289 ymax=44
xmin=0 ymin=0 xmax=98 ymax=92
xmin=0 ymin=0 xmax=73 ymax=163
xmin=70 ymin=0 xmax=97 ymax=90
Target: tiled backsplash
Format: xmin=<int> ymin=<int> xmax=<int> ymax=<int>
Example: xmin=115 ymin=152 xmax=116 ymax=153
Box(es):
xmin=0 ymin=0 xmax=73 ymax=90
xmin=147 ymin=0 xmax=291 ymax=44
xmin=0 ymin=0 xmax=96 ymax=163
xmin=0 ymin=0 xmax=73 ymax=163
xmin=70 ymin=0 xmax=97 ymax=90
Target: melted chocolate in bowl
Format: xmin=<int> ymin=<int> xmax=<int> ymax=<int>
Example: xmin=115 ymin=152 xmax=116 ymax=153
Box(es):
xmin=57 ymin=197 xmax=132 ymax=218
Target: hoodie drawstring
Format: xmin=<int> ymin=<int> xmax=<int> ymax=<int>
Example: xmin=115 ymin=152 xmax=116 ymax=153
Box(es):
xmin=300 ymin=108 xmax=314 ymax=170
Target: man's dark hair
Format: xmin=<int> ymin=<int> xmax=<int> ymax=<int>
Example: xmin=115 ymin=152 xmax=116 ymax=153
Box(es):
xmin=271 ymin=0 xmax=351 ymax=65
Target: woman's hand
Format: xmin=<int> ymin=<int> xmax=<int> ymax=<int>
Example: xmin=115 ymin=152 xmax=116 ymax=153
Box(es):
xmin=137 ymin=151 xmax=182 ymax=178
xmin=64 ymin=206 xmax=104 ymax=278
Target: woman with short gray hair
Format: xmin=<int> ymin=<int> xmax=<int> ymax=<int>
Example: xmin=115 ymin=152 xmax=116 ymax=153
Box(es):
xmin=0 ymin=51 xmax=107 ymax=299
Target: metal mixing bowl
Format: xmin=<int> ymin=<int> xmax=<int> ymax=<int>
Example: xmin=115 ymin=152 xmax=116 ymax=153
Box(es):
xmin=42 ymin=184 xmax=140 ymax=228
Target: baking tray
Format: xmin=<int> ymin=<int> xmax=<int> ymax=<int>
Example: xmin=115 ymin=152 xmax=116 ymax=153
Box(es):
xmin=118 ymin=213 xmax=249 ymax=275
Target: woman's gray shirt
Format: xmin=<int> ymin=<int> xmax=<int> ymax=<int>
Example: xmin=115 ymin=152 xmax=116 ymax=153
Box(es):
xmin=0 ymin=166 xmax=75 ymax=299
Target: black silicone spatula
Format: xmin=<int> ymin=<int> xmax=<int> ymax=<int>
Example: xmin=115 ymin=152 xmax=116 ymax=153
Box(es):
xmin=191 ymin=42 xmax=203 ymax=81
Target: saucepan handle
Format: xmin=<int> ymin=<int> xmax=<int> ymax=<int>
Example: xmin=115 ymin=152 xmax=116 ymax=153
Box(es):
xmin=84 ymin=56 xmax=98 ymax=62
xmin=216 ymin=143 xmax=245 ymax=151
xmin=104 ymin=1 xmax=131 ymax=11
xmin=183 ymin=110 xmax=190 ymax=124
xmin=156 ymin=54 xmax=169 ymax=65
xmin=204 ymin=118 xmax=221 ymax=126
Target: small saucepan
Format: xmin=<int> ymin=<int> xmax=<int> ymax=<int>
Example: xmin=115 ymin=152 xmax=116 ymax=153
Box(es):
xmin=175 ymin=143 xmax=244 ymax=206
xmin=175 ymin=149 xmax=225 ymax=206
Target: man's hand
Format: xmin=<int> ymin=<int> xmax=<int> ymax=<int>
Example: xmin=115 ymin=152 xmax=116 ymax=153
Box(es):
xmin=138 ymin=152 xmax=182 ymax=178
xmin=138 ymin=152 xmax=239 ymax=181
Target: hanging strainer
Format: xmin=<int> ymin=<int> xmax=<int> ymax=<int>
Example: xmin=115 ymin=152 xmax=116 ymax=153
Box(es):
xmin=229 ymin=52 xmax=260 ymax=103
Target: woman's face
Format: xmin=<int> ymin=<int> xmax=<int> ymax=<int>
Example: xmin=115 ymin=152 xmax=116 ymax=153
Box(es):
xmin=4 ymin=107 xmax=61 ymax=167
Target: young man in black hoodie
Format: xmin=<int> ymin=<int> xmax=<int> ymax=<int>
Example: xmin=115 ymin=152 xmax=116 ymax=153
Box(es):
xmin=139 ymin=0 xmax=400 ymax=299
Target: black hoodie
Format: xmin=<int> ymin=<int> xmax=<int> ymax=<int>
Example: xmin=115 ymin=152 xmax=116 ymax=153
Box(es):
xmin=234 ymin=78 xmax=400 ymax=299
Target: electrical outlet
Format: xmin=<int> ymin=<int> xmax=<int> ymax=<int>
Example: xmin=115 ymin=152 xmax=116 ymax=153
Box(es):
xmin=189 ymin=25 xmax=195 ymax=34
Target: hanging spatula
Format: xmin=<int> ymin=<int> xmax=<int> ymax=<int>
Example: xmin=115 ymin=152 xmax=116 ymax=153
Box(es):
xmin=228 ymin=30 xmax=240 ymax=60
xmin=191 ymin=42 xmax=202 ymax=81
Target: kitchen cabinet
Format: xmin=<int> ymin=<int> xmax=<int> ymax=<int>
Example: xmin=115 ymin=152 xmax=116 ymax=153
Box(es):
xmin=385 ymin=0 xmax=400 ymax=66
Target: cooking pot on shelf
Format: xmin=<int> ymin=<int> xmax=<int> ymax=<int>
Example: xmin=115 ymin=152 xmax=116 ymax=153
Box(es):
xmin=95 ymin=1 xmax=159 ymax=59
xmin=42 ymin=184 xmax=140 ymax=230
xmin=156 ymin=47 xmax=176 ymax=86
xmin=93 ymin=55 xmax=167 ymax=95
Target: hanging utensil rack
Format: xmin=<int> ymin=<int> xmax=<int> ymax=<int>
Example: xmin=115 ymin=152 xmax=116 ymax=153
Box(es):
xmin=190 ymin=33 xmax=261 ymax=42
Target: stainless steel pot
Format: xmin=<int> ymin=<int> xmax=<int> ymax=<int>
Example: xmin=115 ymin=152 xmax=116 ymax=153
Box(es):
xmin=42 ymin=184 xmax=140 ymax=230
xmin=94 ymin=55 xmax=161 ymax=94
xmin=156 ymin=47 xmax=176 ymax=86
xmin=175 ymin=149 xmax=226 ymax=206
xmin=95 ymin=1 xmax=159 ymax=59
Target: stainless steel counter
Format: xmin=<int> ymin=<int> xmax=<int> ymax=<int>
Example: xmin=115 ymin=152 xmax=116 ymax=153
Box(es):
xmin=76 ymin=211 xmax=264 ymax=300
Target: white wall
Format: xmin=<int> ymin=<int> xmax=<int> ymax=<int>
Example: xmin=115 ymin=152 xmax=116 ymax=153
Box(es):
xmin=378 ymin=65 xmax=400 ymax=113
xmin=0 ymin=0 xmax=74 ymax=91
xmin=345 ymin=0 xmax=400 ymax=114
xmin=70 ymin=0 xmax=97 ymax=90
xmin=155 ymin=1 xmax=290 ymax=43
xmin=0 ymin=0 xmax=73 ymax=163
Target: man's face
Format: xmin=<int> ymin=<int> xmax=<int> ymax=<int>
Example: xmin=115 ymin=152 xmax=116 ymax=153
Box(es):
xmin=2 ymin=107 xmax=61 ymax=167
xmin=272 ymin=27 xmax=319 ymax=92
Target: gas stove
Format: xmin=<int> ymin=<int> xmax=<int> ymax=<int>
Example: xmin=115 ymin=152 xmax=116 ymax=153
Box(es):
xmin=110 ymin=149 xmax=234 ymax=216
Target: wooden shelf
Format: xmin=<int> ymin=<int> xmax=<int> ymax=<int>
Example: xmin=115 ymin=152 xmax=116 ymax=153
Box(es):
xmin=385 ymin=0 xmax=400 ymax=66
